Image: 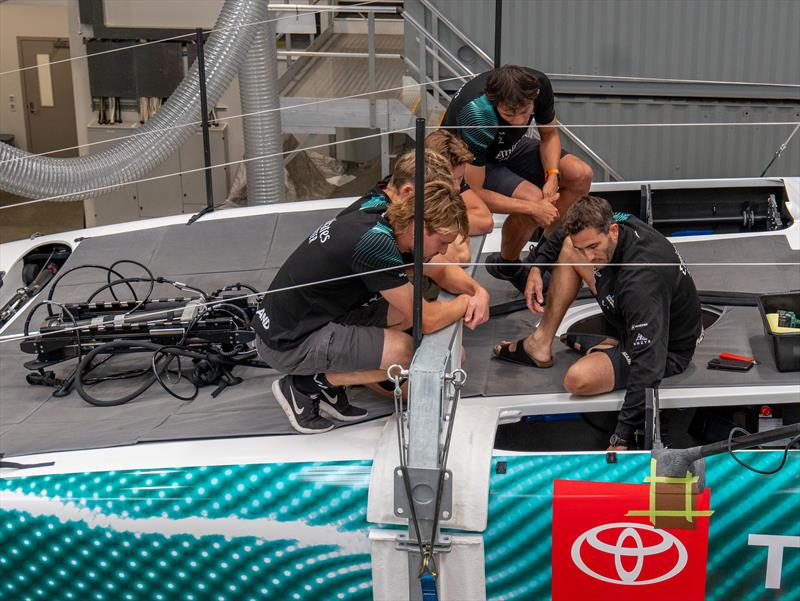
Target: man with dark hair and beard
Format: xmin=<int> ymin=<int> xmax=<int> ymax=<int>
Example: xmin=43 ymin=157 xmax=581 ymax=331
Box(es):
xmin=493 ymin=195 xmax=703 ymax=450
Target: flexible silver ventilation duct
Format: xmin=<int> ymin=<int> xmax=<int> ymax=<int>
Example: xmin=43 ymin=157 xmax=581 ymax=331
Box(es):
xmin=0 ymin=0 xmax=267 ymax=201
xmin=238 ymin=7 xmax=285 ymax=204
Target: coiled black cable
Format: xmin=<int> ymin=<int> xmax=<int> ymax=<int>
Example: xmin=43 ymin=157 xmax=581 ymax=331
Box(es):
xmin=23 ymin=299 xmax=82 ymax=397
xmin=726 ymin=426 xmax=800 ymax=475
xmin=28 ymin=258 xmax=265 ymax=406
xmin=46 ymin=264 xmax=138 ymax=316
xmin=74 ymin=340 xmax=161 ymax=406
xmin=107 ymin=259 xmax=155 ymax=313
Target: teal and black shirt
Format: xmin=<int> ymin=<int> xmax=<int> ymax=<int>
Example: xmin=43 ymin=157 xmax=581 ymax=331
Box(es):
xmin=254 ymin=202 xmax=408 ymax=351
xmin=441 ymin=67 xmax=555 ymax=166
xmin=339 ymin=185 xmax=390 ymax=217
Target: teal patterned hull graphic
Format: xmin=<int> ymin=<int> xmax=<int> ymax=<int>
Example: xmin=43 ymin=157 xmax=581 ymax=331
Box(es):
xmin=483 ymin=454 xmax=648 ymax=600
xmin=483 ymin=452 xmax=799 ymax=601
xmin=1 ymin=453 xmax=797 ymax=600
xmin=1 ymin=461 xmax=374 ymax=601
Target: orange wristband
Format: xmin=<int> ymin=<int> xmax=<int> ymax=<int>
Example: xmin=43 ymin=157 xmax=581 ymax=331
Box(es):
xmin=545 ymin=167 xmax=561 ymax=180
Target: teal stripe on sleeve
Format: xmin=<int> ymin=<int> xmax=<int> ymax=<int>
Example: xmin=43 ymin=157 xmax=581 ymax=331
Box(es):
xmin=459 ymin=94 xmax=497 ymax=165
xmin=352 ymin=224 xmax=403 ymax=273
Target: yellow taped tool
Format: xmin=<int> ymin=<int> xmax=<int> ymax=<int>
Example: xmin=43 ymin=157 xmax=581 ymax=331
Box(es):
xmin=766 ymin=313 xmax=800 ymax=333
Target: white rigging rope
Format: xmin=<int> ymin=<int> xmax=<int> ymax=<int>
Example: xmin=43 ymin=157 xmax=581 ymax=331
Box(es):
xmin=0 ymin=2 xmax=380 ymax=77
xmin=1 ymin=259 xmax=797 ymax=346
xmin=0 ymin=127 xmax=413 ymax=210
xmin=2 ymin=116 xmax=797 ymax=210
xmin=0 ymin=76 xmax=468 ymax=168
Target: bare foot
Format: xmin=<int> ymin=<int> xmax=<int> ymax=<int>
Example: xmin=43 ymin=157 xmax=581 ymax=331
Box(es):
xmin=492 ymin=338 xmax=553 ymax=365
xmin=526 ymin=330 xmax=555 ymax=364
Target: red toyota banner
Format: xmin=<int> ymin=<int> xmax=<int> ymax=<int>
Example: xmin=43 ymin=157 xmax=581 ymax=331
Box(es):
xmin=552 ymin=479 xmax=711 ymax=601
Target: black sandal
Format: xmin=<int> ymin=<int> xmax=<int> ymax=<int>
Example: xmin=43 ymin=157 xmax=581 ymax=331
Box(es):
xmin=560 ymin=332 xmax=617 ymax=356
xmin=493 ymin=339 xmax=554 ymax=368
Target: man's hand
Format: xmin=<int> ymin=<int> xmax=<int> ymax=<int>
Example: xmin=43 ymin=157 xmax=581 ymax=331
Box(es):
xmin=525 ymin=267 xmax=546 ymax=313
xmin=541 ymin=173 xmax=560 ymax=204
xmin=463 ymin=286 xmax=490 ymax=330
xmin=529 ymin=197 xmax=560 ymax=226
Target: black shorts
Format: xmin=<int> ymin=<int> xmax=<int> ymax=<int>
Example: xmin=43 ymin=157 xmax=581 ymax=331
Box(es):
xmin=462 ymin=137 xmax=569 ymax=197
xmin=597 ymin=345 xmax=695 ymax=391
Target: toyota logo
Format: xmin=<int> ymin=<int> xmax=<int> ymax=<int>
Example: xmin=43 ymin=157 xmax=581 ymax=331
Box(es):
xmin=571 ymin=522 xmax=688 ymax=585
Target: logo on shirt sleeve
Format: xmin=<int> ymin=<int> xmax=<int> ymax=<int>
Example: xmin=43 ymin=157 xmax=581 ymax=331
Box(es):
xmin=600 ymin=294 xmax=615 ymax=310
xmin=255 ymin=308 xmax=270 ymax=330
xmin=308 ymin=218 xmax=336 ymax=244
xmin=673 ymin=247 xmax=689 ymax=276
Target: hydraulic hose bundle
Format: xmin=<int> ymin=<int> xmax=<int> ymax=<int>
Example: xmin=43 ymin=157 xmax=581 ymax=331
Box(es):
xmin=20 ymin=260 xmax=266 ymax=406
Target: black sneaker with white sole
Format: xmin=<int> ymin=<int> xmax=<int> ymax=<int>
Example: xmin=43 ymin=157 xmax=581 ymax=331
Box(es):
xmin=485 ymin=252 xmax=529 ymax=294
xmin=272 ymin=375 xmax=334 ymax=434
xmin=318 ymin=386 xmax=368 ymax=422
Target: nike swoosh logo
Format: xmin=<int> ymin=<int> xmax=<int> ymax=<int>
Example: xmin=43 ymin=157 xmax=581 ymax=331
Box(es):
xmin=320 ymin=389 xmax=338 ymax=405
xmin=290 ymin=388 xmax=304 ymax=415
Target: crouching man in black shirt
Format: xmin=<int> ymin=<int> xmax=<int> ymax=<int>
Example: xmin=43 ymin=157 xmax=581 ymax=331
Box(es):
xmin=493 ymin=195 xmax=702 ymax=449
xmin=254 ymin=174 xmax=490 ymax=434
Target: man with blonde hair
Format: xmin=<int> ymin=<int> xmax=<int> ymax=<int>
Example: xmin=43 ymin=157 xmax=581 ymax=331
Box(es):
xmin=341 ymin=142 xmax=491 ymax=267
xmin=254 ymin=176 xmax=490 ymax=434
xmin=339 ymin=148 xmax=454 ymax=217
xmin=425 ymin=129 xmax=493 ymax=236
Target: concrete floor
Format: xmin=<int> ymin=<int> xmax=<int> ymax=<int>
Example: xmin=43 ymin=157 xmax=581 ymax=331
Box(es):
xmin=0 ymin=190 xmax=85 ymax=244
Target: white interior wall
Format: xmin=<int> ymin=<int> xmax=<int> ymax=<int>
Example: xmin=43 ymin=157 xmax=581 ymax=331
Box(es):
xmin=0 ymin=0 xmax=71 ymax=151
xmin=4 ymin=0 xmax=256 ymax=219
xmin=71 ymin=1 xmax=245 ymax=224
xmin=76 ymin=0 xmax=244 ymax=157
xmin=103 ymin=0 xmax=224 ymax=29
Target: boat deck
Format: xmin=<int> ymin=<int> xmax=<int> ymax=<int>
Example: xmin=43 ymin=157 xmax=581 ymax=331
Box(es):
xmin=1 ymin=204 xmax=798 ymax=457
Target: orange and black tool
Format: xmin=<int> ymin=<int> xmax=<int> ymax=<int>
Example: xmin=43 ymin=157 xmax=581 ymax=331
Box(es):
xmin=719 ymin=352 xmax=758 ymax=365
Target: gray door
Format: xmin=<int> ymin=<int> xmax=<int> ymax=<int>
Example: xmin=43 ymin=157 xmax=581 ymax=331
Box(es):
xmin=19 ymin=38 xmax=79 ymax=157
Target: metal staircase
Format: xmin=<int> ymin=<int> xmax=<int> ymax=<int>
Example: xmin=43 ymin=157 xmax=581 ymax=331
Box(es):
xmin=273 ymin=0 xmax=623 ymax=180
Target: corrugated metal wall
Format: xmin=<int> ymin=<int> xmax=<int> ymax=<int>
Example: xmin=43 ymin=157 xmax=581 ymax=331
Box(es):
xmin=419 ymin=0 xmax=800 ymax=84
xmin=557 ymin=98 xmax=800 ymax=180
xmin=406 ymin=0 xmax=800 ymax=180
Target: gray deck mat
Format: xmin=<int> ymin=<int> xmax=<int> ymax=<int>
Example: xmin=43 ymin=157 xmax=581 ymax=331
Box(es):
xmin=674 ymin=234 xmax=799 ymax=294
xmin=1 ymin=208 xmax=392 ymax=458
xmin=463 ymin=232 xmax=799 ymax=398
xmin=460 ymin=305 xmax=799 ymax=398
xmin=2 ymin=215 xmax=798 ymax=457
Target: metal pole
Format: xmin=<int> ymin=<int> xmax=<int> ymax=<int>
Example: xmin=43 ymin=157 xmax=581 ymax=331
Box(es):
xmin=413 ymin=118 xmax=425 ymax=351
xmin=432 ymin=15 xmax=440 ymax=107
xmin=368 ymin=12 xmax=377 ymax=128
xmin=494 ymin=0 xmax=502 ymax=68
xmin=195 ymin=28 xmax=214 ymax=212
xmin=418 ymin=34 xmax=428 ymax=119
